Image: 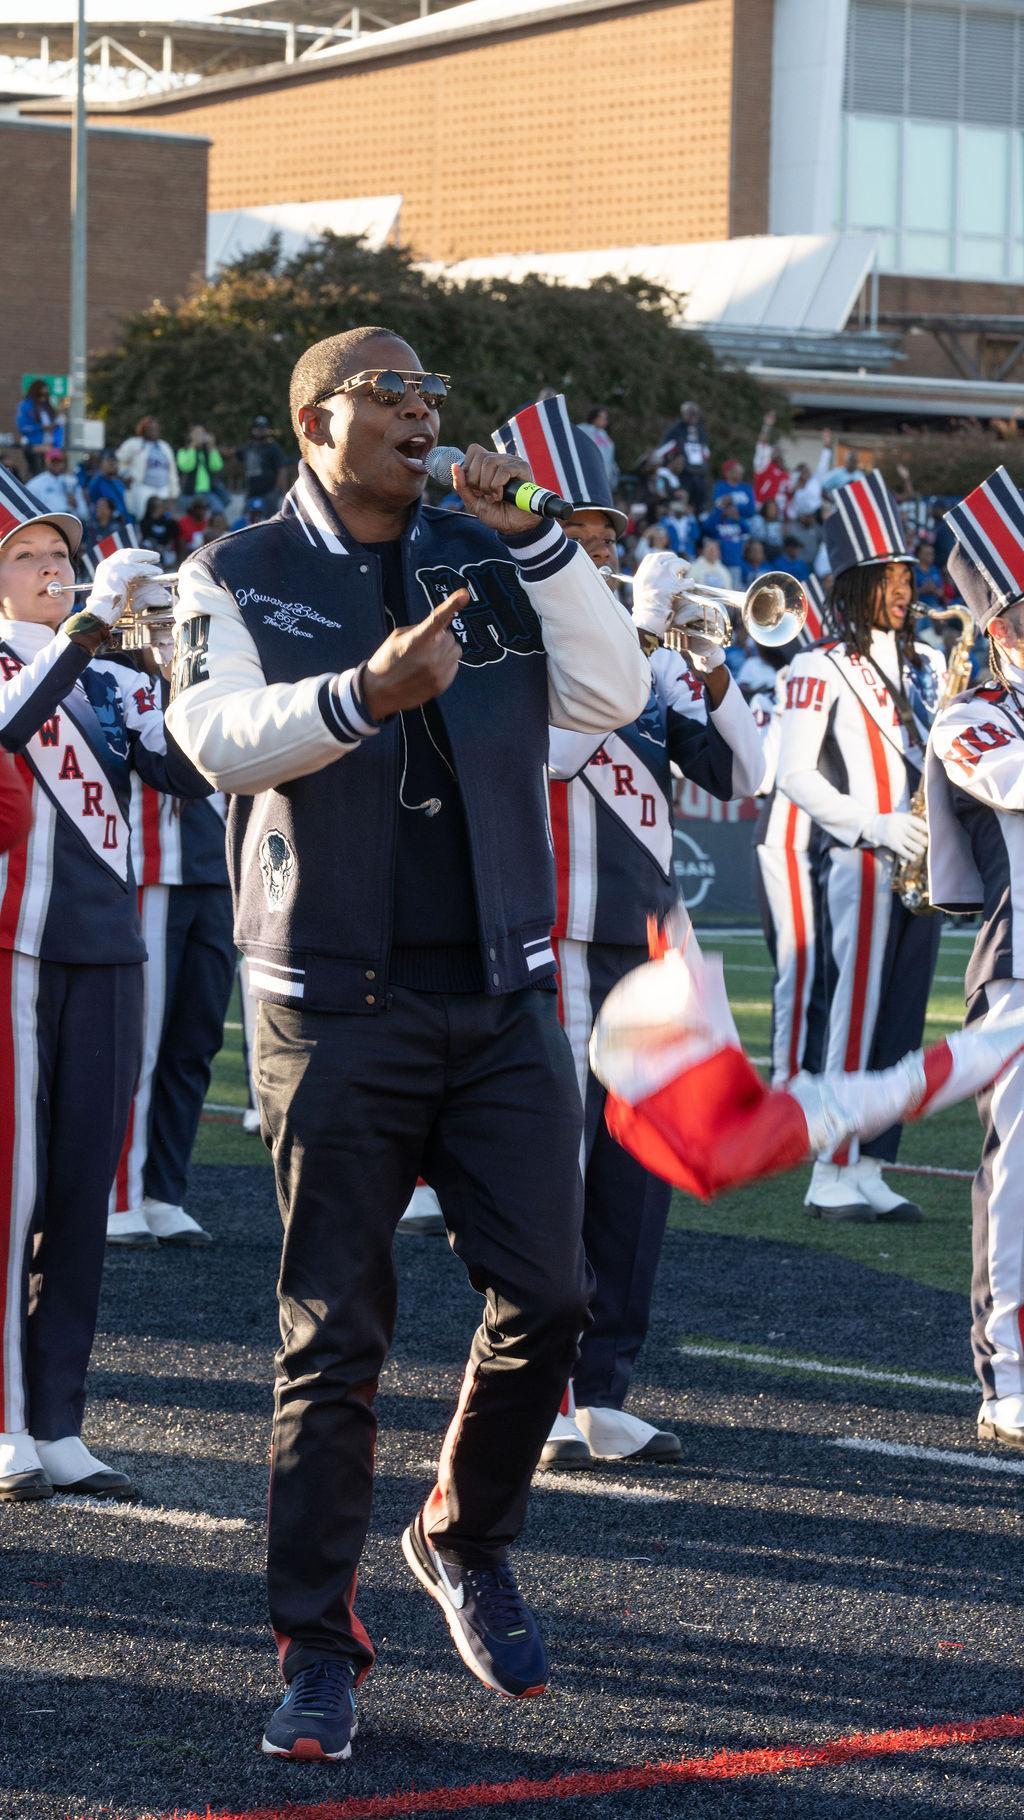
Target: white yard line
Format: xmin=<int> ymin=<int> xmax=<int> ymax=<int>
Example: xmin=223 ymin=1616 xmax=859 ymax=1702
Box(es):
xmin=889 ymin=1161 xmax=973 ymax=1180
xmin=204 ymin=1101 xmax=246 ymax=1116
xmin=50 ymin=1498 xmax=252 ymax=1529
xmin=830 ymin=1436 xmax=1024 ymax=1476
xmin=224 ymin=1020 xmax=242 ymax=1031
xmin=678 ymin=1342 xmax=975 ymax=1395
xmin=415 ymin=1459 xmax=671 ymax=1500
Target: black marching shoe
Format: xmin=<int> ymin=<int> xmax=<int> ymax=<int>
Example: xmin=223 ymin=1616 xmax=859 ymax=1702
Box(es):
xmin=35 ymin=1437 xmax=140 ymax=1501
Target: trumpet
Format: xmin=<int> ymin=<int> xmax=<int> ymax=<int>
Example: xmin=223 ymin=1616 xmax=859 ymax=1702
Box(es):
xmin=605 ymin=568 xmax=808 ymax=652
xmin=46 ymin=573 xmax=179 ymax=652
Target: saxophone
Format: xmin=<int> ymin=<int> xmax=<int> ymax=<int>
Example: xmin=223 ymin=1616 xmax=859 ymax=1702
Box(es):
xmin=893 ymin=606 xmax=976 ymax=913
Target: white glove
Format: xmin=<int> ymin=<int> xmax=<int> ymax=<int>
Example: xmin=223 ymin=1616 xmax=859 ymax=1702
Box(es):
xmin=866 ymin=810 xmax=927 ymax=862
xmin=84 ymin=549 xmax=167 ymax=628
xmin=679 ymin=634 xmax=726 ymax=674
xmin=631 ymin=550 xmax=691 ymax=638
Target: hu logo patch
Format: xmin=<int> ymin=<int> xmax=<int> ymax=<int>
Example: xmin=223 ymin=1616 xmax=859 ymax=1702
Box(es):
xmin=259 ymin=829 xmax=295 ymax=911
xmin=415 ymin=560 xmax=544 ymax=667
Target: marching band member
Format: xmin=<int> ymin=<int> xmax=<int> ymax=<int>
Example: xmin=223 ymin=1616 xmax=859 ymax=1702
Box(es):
xmin=776 ymin=474 xmax=943 ymax=1222
xmin=496 ymin=394 xmax=764 ymax=1469
xmin=0 ymin=469 xmax=209 ymax=1503
xmin=107 ymin=668 xmax=234 ymax=1249
xmin=165 ymin=327 xmax=649 ymax=1761
xmin=926 ymin=468 xmax=1024 ymax=1448
xmin=750 ymin=577 xmax=828 ymax=1087
xmin=590 ymin=912 xmax=1024 ymax=1209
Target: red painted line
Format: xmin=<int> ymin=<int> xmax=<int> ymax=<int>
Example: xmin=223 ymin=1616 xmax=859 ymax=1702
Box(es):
xmin=123 ymin=1709 xmax=1024 ymax=1820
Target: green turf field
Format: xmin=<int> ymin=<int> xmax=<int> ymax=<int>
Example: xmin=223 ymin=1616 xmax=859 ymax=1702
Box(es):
xmin=199 ymin=929 xmax=983 ymax=1295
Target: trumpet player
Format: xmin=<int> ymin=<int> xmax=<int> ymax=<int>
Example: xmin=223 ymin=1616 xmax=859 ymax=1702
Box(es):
xmin=926 ymin=468 xmax=1024 ymax=1448
xmin=0 ymin=470 xmax=210 ymax=1502
xmin=496 ymin=393 xmax=765 ymax=1467
xmin=777 ymin=472 xmax=944 ymax=1221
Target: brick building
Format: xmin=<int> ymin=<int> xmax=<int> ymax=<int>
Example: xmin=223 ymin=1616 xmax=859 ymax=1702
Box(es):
xmin=1 ymin=117 xmax=207 ymax=446
xmin=21 ymin=0 xmax=1024 ymax=420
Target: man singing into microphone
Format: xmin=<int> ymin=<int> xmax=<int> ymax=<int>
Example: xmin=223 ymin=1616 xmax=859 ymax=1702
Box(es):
xmin=166 ymin=327 xmax=649 ymax=1761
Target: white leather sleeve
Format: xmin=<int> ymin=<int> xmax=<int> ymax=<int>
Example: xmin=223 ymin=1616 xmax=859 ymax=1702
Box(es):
xmin=706 ymin=676 xmax=769 ymax=798
xmin=164 ymin=566 xmax=379 ymax=794
xmin=932 ymin=696 xmax=1024 ymax=812
xmin=508 ymin=524 xmax=650 ymax=731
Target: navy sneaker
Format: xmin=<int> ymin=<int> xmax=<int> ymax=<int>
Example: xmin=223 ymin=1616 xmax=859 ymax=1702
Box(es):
xmin=401 ymin=1509 xmax=548 ymax=1697
xmin=261 ymin=1658 xmax=357 ymax=1761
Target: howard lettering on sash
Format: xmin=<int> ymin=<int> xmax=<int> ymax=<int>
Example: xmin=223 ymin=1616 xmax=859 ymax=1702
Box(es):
xmin=584 ymin=733 xmax=671 ymax=872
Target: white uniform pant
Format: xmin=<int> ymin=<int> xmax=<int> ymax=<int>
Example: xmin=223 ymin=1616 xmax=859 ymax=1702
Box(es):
xmin=819 ymin=845 xmax=940 ymax=1166
xmin=756 ymin=845 xmax=819 ymax=1087
xmin=968 ymin=979 xmax=1024 ymax=1403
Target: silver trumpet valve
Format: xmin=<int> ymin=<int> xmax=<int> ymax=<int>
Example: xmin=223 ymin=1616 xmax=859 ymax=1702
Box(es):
xmin=44 ymin=573 xmax=179 ymax=651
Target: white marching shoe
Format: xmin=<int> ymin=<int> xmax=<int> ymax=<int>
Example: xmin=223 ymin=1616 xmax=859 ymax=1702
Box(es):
xmin=804 ymin=1160 xmax=875 ymax=1222
xmin=851 ymin=1157 xmax=923 ymax=1223
xmin=142 ymin=1197 xmax=212 ymax=1246
xmin=35 ymin=1435 xmax=139 ymax=1500
xmin=241 ymin=1107 xmax=261 ymax=1134
xmin=107 ymin=1208 xmax=158 ymax=1248
xmin=538 ymin=1411 xmax=593 ymax=1471
xmin=978 ymin=1393 xmax=1024 ymax=1449
xmin=396 ymin=1183 xmax=446 ymax=1235
xmin=576 ymin=1405 xmax=681 ymax=1463
xmin=0 ymin=1431 xmax=52 ymax=1501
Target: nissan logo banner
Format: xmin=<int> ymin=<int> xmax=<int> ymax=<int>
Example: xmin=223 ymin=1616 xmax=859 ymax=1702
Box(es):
xmin=672 ymin=783 xmax=759 ymax=923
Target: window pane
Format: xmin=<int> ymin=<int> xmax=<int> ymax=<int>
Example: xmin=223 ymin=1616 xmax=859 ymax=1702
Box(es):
xmin=959 ymin=236 xmax=1007 ymax=278
xmin=962 ymin=127 xmax=1008 ymax=237
xmin=846 ymin=116 xmax=899 ymax=229
xmin=906 ymin=121 xmax=953 ymax=232
xmin=1012 ymin=243 xmax=1024 ymax=278
xmin=876 ymin=231 xmax=898 ymax=269
xmin=904 ymin=231 xmax=953 ymax=273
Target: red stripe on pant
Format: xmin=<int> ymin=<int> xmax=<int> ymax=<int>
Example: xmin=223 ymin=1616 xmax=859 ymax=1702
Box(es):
xmin=783 ymin=806 xmax=807 ymax=1080
xmin=424 ymin=1359 xmax=477 ymax=1541
xmin=113 ymin=887 xmax=144 ymax=1212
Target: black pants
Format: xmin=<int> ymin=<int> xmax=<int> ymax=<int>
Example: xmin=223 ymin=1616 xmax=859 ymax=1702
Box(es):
xmin=0 ymin=955 xmax=143 ymax=1439
xmin=143 ymin=885 xmax=235 ymax=1206
xmin=255 ymin=985 xmax=590 ymax=1683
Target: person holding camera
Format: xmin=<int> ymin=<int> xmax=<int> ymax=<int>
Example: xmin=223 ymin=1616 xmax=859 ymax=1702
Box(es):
xmin=176 ymin=425 xmax=228 ymax=509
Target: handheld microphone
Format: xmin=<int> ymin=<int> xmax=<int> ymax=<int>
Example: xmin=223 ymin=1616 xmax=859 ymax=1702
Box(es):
xmin=425 ymin=445 xmax=575 ymax=523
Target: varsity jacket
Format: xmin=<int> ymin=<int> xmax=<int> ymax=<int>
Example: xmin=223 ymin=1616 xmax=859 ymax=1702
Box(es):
xmin=165 ymin=464 xmax=649 ymax=1011
xmin=777 ymin=631 xmax=944 ymax=852
xmin=128 ymin=682 xmax=228 ymax=888
xmin=0 ymin=621 xmax=210 ymax=964
xmin=548 ymin=646 xmax=763 ymax=944
xmin=926 ymin=682 xmax=1024 ymax=1002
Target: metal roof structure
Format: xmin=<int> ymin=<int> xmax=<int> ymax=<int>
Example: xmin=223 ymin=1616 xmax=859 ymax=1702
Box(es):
xmin=207 ymin=194 xmax=403 ymax=272
xmin=0 ymin=0 xmax=468 ymax=100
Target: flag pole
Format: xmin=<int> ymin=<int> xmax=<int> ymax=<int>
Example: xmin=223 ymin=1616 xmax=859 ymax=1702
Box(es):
xmin=67 ymin=0 xmax=88 ymax=461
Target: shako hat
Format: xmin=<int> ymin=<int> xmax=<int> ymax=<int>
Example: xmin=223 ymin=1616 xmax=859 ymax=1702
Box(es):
xmin=0 ymin=464 xmax=83 ymax=558
xmin=824 ymin=471 xmax=914 ymax=582
xmin=492 ymin=394 xmax=627 ymax=530
xmin=944 ymin=466 xmax=1024 ymax=632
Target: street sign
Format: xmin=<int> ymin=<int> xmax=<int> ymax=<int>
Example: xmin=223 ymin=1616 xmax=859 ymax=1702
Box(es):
xmin=21 ymin=374 xmax=70 ymax=403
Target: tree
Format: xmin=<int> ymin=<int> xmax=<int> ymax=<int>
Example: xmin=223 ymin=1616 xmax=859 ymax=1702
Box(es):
xmin=88 ymin=234 xmax=782 ymax=473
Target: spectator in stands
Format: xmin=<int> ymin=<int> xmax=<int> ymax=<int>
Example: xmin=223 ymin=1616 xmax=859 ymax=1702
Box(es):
xmin=116 ymin=416 xmax=180 ymax=520
xmin=87 ymin=450 xmax=132 ymax=527
xmin=689 ymin=535 xmax=732 ymax=590
xmin=27 ymin=451 xmax=87 ymax=520
xmin=177 ymin=497 xmax=210 ymax=555
xmin=176 ymin=424 xmax=229 ymax=508
xmin=774 ymin=533 xmax=811 ymax=583
xmin=701 ymin=494 xmax=747 ymax=579
xmin=632 ymin=521 xmax=672 ymax=563
xmin=139 ymin=496 xmax=180 ymax=568
xmin=576 ymin=407 xmax=618 ymax=491
xmin=236 ymin=415 xmax=288 ymax=513
xmin=202 ymin=510 xmax=229 ymax=546
xmin=760 ymin=496 xmax=785 ymax=552
xmin=821 ymin=441 xmax=865 ymax=494
xmin=16 ymin=380 xmax=63 ymax=475
xmin=713 ymin=459 xmax=756 ymax=520
xmin=660 ymin=401 xmax=710 ymax=512
xmin=658 ymin=489 xmax=698 ymax=558
xmin=916 ymin=537 xmax=946 ymax=609
xmin=753 ymin=412 xmax=790 ymax=507
xmin=787 ymin=438 xmax=833 ymax=520
xmin=740 ymin=537 xmax=770 ymax=586
xmin=787 ymin=511 xmax=823 ymax=565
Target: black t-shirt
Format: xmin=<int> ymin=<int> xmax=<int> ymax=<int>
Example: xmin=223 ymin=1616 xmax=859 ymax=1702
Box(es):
xmin=237 ymin=438 xmax=285 ymax=498
xmin=365 ymin=539 xmax=483 ymax=992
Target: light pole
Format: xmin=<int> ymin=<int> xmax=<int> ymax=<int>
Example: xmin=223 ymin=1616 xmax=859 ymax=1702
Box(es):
xmin=67 ymin=0 xmax=88 ymax=460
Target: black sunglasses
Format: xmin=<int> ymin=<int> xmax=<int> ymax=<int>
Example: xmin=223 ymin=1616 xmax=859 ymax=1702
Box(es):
xmin=315 ymin=369 xmax=451 ymax=410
